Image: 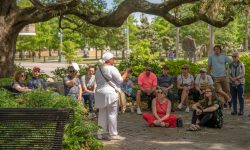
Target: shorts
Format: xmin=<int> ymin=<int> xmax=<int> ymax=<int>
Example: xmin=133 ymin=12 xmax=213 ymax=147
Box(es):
xmin=214 ymin=76 xmax=230 ymax=96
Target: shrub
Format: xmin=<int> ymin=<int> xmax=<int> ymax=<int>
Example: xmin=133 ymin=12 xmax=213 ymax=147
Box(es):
xmin=0 ymin=90 xmax=103 ymax=150
xmin=51 ymin=65 xmax=88 ymax=81
xmin=239 ymin=55 xmax=250 ymax=92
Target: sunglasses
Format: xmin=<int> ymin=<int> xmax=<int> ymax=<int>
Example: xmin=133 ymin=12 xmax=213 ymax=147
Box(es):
xmin=182 ymin=68 xmax=188 ymax=70
xmin=232 ymin=56 xmax=237 ymax=58
xmin=69 ymin=70 xmax=75 ymax=73
xmin=205 ymin=91 xmax=212 ymax=93
xmin=200 ymin=71 xmax=206 ymax=73
xmin=34 ymin=71 xmax=40 ymax=73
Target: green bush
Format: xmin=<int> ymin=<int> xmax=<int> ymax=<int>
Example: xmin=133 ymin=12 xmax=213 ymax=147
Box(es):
xmin=51 ymin=65 xmax=88 ymax=81
xmin=239 ymin=54 xmax=250 ymax=92
xmin=0 ymin=78 xmax=13 ymax=86
xmin=0 ymin=89 xmax=103 ymax=150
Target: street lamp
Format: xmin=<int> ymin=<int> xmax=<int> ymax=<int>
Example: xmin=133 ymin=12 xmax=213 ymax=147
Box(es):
xmin=58 ymin=28 xmax=63 ymax=62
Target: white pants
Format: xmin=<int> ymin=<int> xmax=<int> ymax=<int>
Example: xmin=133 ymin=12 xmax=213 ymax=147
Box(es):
xmin=98 ymin=101 xmax=118 ymax=136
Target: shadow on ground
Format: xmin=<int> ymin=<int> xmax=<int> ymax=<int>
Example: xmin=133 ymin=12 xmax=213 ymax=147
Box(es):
xmin=103 ymin=104 xmax=250 ymax=150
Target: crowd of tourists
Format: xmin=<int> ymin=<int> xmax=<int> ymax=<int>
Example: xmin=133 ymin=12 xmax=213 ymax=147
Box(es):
xmin=12 ymin=45 xmax=246 ymax=140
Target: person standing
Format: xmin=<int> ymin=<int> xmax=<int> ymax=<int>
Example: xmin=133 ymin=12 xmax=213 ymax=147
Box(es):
xmin=28 ymin=66 xmax=47 ymax=89
xmin=208 ymin=45 xmax=232 ymax=107
xmin=81 ymin=66 xmax=96 ymax=118
xmin=63 ymin=66 xmax=82 ymax=101
xmin=229 ymin=52 xmax=245 ymax=115
xmin=95 ymin=52 xmax=131 ymax=140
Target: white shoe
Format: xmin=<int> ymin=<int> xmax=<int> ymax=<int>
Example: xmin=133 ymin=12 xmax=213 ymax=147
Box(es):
xmin=110 ymin=135 xmax=126 ymax=140
xmin=88 ymin=113 xmax=97 ymax=119
xmin=130 ymin=107 xmax=135 ymax=113
xmin=177 ymin=104 xmax=183 ymax=109
xmin=137 ymin=107 xmax=142 ymax=115
xmin=185 ymin=107 xmax=190 ymax=113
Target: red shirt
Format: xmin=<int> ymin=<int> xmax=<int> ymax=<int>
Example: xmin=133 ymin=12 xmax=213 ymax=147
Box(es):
xmin=138 ymin=71 xmax=157 ymax=89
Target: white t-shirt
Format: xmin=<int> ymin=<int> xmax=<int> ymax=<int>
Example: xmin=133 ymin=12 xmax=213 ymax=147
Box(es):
xmin=195 ymin=74 xmax=213 ymax=90
xmin=177 ymin=74 xmax=194 ymax=88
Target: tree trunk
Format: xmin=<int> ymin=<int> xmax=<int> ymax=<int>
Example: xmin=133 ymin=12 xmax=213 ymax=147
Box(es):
xmin=95 ymin=47 xmax=98 ymax=60
xmin=49 ymin=49 xmax=52 ymax=56
xmin=175 ymin=27 xmax=179 ymax=58
xmin=208 ymin=24 xmax=214 ymax=56
xmin=0 ymin=33 xmax=18 ymax=78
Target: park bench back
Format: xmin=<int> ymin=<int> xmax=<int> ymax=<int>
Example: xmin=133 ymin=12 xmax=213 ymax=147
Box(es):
xmin=0 ymin=108 xmax=73 ymax=150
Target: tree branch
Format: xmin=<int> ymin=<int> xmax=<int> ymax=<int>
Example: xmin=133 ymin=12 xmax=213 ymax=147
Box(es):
xmin=29 ymin=0 xmax=80 ymax=12
xmin=12 ymin=0 xmax=249 ymax=31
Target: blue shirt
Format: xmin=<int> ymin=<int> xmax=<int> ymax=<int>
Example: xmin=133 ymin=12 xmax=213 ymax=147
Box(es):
xmin=28 ymin=77 xmax=47 ymax=89
xmin=208 ymin=53 xmax=232 ymax=77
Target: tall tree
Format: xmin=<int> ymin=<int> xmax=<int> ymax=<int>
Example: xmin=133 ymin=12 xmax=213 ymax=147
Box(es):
xmin=0 ymin=0 xmax=249 ymax=77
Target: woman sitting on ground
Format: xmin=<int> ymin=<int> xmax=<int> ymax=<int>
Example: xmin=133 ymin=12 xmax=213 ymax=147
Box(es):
xmin=143 ymin=86 xmax=179 ymax=128
xmin=12 ymin=71 xmax=30 ymax=93
xmin=188 ymin=87 xmax=223 ymax=131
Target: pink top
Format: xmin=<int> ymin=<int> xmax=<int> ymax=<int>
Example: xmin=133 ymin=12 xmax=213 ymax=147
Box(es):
xmin=156 ymin=98 xmax=169 ymax=117
xmin=138 ymin=71 xmax=157 ymax=89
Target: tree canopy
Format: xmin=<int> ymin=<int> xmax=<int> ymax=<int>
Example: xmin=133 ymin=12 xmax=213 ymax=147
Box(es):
xmin=0 ymin=0 xmax=249 ymax=77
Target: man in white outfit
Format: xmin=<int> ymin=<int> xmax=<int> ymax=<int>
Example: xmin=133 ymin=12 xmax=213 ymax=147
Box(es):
xmin=95 ymin=52 xmax=131 ymax=140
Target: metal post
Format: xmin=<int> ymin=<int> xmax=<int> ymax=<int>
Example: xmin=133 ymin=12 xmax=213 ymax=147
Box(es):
xmin=58 ymin=29 xmax=63 ymax=62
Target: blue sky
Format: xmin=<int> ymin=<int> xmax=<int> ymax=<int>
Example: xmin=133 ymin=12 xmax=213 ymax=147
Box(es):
xmin=106 ymin=0 xmax=163 ymax=22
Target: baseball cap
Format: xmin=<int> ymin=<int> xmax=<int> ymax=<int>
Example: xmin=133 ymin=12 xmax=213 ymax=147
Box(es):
xmin=33 ymin=66 xmax=40 ymax=72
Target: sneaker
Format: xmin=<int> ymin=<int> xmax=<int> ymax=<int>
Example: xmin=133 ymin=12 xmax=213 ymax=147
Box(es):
xmin=88 ymin=113 xmax=97 ymax=119
xmin=185 ymin=107 xmax=190 ymax=113
xmin=130 ymin=107 xmax=135 ymax=113
xmin=177 ymin=104 xmax=183 ymax=110
xmin=110 ymin=135 xmax=126 ymax=140
xmin=165 ymin=123 xmax=170 ymax=128
xmin=231 ymin=112 xmax=237 ymax=115
xmin=238 ymin=112 xmax=244 ymax=116
xmin=137 ymin=107 xmax=142 ymax=115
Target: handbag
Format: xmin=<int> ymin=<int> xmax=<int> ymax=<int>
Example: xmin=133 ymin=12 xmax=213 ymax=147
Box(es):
xmin=99 ymin=67 xmax=126 ymax=113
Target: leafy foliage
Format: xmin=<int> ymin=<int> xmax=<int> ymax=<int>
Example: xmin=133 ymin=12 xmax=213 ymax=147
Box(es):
xmin=0 ymin=89 xmax=103 ymax=150
xmin=63 ymin=41 xmax=81 ymax=63
xmin=51 ymin=65 xmax=88 ymax=82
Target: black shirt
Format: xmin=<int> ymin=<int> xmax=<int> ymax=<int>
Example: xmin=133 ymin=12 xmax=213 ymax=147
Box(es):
xmin=157 ymin=74 xmax=173 ymax=88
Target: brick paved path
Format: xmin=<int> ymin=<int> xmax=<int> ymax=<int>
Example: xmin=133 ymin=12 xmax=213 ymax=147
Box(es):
xmin=104 ymin=106 xmax=250 ymax=150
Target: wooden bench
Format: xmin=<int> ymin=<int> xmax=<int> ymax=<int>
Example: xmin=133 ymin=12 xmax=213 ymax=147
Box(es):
xmin=0 ymin=108 xmax=73 ymax=149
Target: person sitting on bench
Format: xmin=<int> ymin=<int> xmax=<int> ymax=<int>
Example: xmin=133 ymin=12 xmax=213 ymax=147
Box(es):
xmin=136 ymin=66 xmax=157 ymax=115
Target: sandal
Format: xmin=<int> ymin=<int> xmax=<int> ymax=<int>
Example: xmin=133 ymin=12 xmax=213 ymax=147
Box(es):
xmin=165 ymin=123 xmax=170 ymax=128
xmin=186 ymin=124 xmax=200 ymax=131
xmin=153 ymin=120 xmax=162 ymax=126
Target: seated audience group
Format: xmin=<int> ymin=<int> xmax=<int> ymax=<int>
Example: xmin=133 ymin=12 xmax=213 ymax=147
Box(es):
xmin=12 ymin=66 xmax=47 ymax=93
xmin=11 ymin=47 xmax=246 ymax=132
